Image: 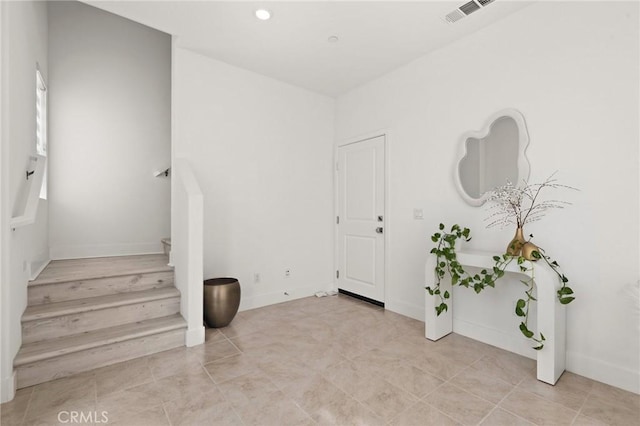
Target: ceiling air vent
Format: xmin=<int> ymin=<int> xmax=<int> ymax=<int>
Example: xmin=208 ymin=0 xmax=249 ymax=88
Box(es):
xmin=445 ymin=0 xmax=496 ymax=24
xmin=459 ymin=1 xmax=481 ymax=15
xmin=445 ymin=9 xmax=466 ymax=24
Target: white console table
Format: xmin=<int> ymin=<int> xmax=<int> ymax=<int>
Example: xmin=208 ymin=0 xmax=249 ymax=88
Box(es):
xmin=424 ymin=250 xmax=566 ymax=385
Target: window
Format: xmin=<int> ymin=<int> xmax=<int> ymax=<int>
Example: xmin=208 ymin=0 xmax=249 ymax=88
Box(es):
xmin=36 ymin=69 xmax=47 ymax=199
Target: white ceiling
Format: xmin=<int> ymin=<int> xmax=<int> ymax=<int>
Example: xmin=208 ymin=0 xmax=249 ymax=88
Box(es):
xmin=85 ymin=1 xmax=534 ymax=97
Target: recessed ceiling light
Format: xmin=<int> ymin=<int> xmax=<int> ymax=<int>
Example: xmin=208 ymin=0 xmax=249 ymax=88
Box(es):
xmin=255 ymin=9 xmax=272 ymax=21
xmin=328 ymin=35 xmax=339 ymax=43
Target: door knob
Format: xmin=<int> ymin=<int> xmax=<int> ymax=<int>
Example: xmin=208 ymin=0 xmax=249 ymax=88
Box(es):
xmin=376 ymin=227 xmax=383 ymax=234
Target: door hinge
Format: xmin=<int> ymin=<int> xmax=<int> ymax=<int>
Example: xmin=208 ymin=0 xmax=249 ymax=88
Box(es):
xmin=336 ymin=216 xmax=339 ymax=224
xmin=336 ymin=270 xmax=339 ymax=279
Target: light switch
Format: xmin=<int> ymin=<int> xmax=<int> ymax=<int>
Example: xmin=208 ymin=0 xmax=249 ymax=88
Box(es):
xmin=413 ymin=209 xmax=424 ymax=220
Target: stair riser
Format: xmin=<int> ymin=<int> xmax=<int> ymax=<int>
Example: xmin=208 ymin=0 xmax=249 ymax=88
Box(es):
xmin=22 ymin=297 xmax=181 ymax=344
xmin=28 ymin=272 xmax=174 ymax=305
xmin=17 ymin=328 xmax=185 ymax=388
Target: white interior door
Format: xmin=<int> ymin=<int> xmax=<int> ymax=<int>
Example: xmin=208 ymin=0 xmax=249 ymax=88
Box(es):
xmin=337 ymin=135 xmax=385 ymax=303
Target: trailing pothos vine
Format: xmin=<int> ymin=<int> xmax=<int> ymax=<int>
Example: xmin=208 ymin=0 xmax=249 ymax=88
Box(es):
xmin=426 ymin=223 xmax=575 ymax=350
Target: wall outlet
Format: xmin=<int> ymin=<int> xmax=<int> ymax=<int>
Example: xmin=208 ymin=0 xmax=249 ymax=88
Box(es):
xmin=253 ymin=273 xmax=261 ymax=283
xmin=285 ymin=269 xmax=291 ymax=278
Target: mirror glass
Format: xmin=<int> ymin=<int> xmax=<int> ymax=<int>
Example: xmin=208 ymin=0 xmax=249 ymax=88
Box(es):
xmin=454 ymin=109 xmax=530 ymax=206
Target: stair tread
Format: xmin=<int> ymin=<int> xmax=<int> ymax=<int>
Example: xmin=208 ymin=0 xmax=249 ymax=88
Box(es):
xmin=23 ymin=287 xmax=180 ymax=322
xmin=15 ymin=314 xmax=186 ymax=366
xmin=30 ymin=254 xmax=172 ymax=286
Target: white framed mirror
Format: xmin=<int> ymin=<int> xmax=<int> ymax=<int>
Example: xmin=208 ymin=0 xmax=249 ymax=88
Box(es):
xmin=454 ymin=109 xmax=530 ymax=206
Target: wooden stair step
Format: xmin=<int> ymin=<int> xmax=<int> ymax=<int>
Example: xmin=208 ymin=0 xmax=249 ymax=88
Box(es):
xmin=22 ymin=288 xmax=181 ymax=344
xmin=15 ymin=316 xmax=186 ymax=388
xmin=30 ymin=254 xmax=172 ymax=286
xmin=28 ymin=270 xmax=174 ymax=305
xmin=15 ymin=314 xmax=186 ymax=366
xmin=23 ymin=287 xmax=180 ymax=321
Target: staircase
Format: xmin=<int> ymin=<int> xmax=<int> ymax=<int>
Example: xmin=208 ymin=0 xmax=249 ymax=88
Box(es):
xmin=14 ymin=254 xmax=187 ymax=388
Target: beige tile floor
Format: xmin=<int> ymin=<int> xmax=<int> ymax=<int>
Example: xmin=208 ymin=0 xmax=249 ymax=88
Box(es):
xmin=1 ymin=294 xmax=639 ymax=426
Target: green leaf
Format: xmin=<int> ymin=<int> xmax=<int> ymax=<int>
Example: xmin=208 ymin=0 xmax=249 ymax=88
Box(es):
xmin=431 ymin=236 xmax=439 ymax=243
xmin=493 ymin=256 xmax=501 ymax=262
xmin=436 ymin=303 xmax=448 ymax=316
xmin=439 ymin=262 xmax=446 ymax=268
xmin=532 ymin=250 xmax=541 ymax=259
xmin=561 ymin=275 xmax=569 ymax=283
xmin=558 ymin=287 xmax=574 ymax=295
xmin=519 ymin=322 xmax=534 ymax=338
xmin=533 ymin=344 xmax=544 ymax=350
xmin=426 ymin=287 xmax=434 ymax=295
xmin=439 ymin=223 xmax=445 ymax=231
xmin=559 ymin=296 xmax=575 ymax=305
xmin=430 ymin=248 xmax=437 ymax=254
xmin=443 ymin=291 xmax=450 ymax=299
xmin=540 ymin=332 xmax=546 ymax=341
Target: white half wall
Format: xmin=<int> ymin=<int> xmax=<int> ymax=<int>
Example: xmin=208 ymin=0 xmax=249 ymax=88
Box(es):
xmin=173 ymin=47 xmax=335 ymax=311
xmin=0 ymin=0 xmax=49 ymax=403
xmin=172 ymin=158 xmax=204 ymax=347
xmin=47 ymin=1 xmax=171 ymax=259
xmin=335 ymin=2 xmax=639 ymax=393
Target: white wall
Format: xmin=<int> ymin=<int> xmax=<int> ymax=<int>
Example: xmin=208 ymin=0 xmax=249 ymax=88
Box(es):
xmin=0 ymin=0 xmax=49 ymax=402
xmin=335 ymin=2 xmax=639 ymax=393
xmin=48 ymin=1 xmax=171 ymax=259
xmin=173 ymin=48 xmax=335 ymax=311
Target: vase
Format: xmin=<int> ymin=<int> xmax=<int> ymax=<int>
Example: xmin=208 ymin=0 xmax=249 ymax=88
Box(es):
xmin=506 ymin=227 xmax=526 ymax=256
xmin=522 ymin=241 xmax=540 ymax=261
xmin=203 ymin=278 xmax=241 ymax=328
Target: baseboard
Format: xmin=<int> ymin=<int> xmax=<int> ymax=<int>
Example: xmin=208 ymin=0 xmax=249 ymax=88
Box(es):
xmin=453 ymin=317 xmax=537 ymax=360
xmin=50 ymin=242 xmax=164 ymax=260
xmin=185 ymin=325 xmax=205 ymax=347
xmin=385 ymin=298 xmax=425 ymax=322
xmin=0 ymin=370 xmax=16 ymax=403
xmin=29 ymin=258 xmax=50 ymax=281
xmin=238 ymin=283 xmax=330 ymax=312
xmin=453 ymin=318 xmax=639 ymax=394
xmin=567 ymin=351 xmax=640 ymax=394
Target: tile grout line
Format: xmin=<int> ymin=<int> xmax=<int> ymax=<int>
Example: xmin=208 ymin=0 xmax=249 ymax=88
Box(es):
xmin=569 ymin=383 xmax=596 ymax=425
xmin=18 ymin=386 xmax=35 ymax=426
xmin=475 ymin=373 xmax=533 ymax=425
xmin=159 ymin=401 xmax=173 ymax=426
xmin=200 ymin=359 xmax=248 ymax=426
